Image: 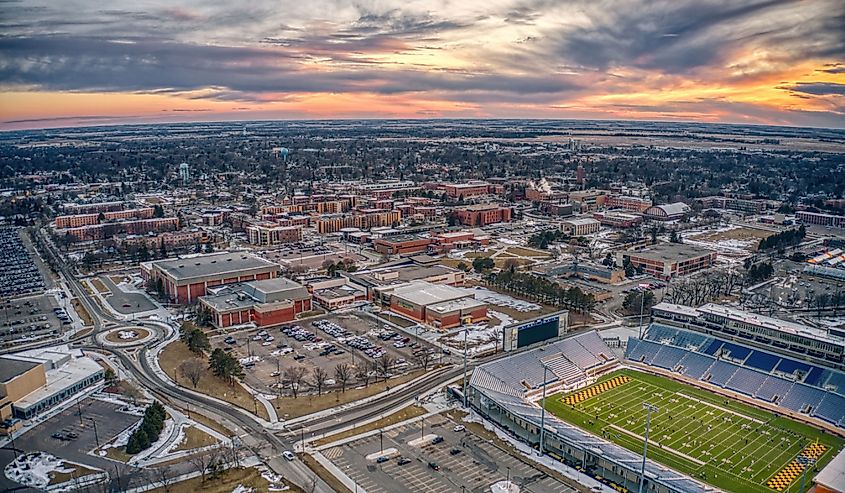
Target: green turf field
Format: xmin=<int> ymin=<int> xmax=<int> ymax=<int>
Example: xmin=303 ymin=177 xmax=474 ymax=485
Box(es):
xmin=545 ymin=369 xmax=844 ymax=493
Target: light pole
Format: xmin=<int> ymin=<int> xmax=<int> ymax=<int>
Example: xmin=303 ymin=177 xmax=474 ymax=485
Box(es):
xmin=638 ymin=289 xmax=646 ymax=339
xmin=638 ymin=403 xmax=659 ymax=493
xmin=797 ymin=456 xmax=816 ymax=493
xmin=462 ymin=327 xmax=469 ymax=408
xmin=86 ymin=417 xmax=100 ymax=449
xmin=539 ymin=364 xmax=549 ymax=455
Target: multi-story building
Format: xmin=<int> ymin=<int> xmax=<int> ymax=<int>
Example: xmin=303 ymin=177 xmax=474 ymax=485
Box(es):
xmin=798 ymin=211 xmax=845 ymax=229
xmin=698 ymin=196 xmax=768 ymax=214
xmin=617 ymin=243 xmax=716 ymax=280
xmin=199 ymin=278 xmax=312 ymax=329
xmin=55 ymin=207 xmax=155 ymax=229
xmin=62 ymin=201 xmax=124 ymax=215
xmin=538 ymin=201 xmax=574 ymax=217
xmin=561 ymin=218 xmax=601 ymax=236
xmin=115 ymin=230 xmax=207 ymax=252
xmin=372 ymin=235 xmax=434 ymax=255
xmin=455 ymin=204 xmax=512 ymax=226
xmin=605 ymin=195 xmax=652 ymax=212
xmin=443 ymin=181 xmax=492 ymax=200
xmin=64 ymin=217 xmax=179 ymax=241
xmin=567 ymin=190 xmax=608 ymax=212
xmin=142 ymin=251 xmax=280 ymax=304
xmin=246 ymin=223 xmax=303 ymax=245
xmin=593 ymin=211 xmax=643 ymax=228
xmin=347 ymin=264 xmax=466 ymax=302
xmin=316 ymin=209 xmax=402 ymax=234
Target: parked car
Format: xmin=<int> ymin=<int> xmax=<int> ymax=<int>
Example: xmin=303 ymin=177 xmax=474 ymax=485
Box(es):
xmin=282 ymin=451 xmax=295 ymax=461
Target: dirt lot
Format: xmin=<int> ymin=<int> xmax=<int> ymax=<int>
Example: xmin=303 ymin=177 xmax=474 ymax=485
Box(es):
xmin=148 ymin=466 xmax=299 ymax=493
xmin=90 ymin=278 xmax=110 ymax=294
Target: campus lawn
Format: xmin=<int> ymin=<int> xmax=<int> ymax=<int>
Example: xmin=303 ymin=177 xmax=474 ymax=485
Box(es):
xmin=545 ymin=368 xmax=844 ymax=493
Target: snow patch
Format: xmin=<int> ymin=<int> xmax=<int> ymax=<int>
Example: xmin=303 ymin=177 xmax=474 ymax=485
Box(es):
xmin=4 ymin=452 xmax=94 ymax=490
xmin=231 ymin=485 xmax=254 ymax=493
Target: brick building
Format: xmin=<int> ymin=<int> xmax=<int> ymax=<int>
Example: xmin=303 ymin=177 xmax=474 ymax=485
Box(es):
xmin=388 ymin=281 xmax=487 ymax=330
xmin=605 ymin=195 xmax=652 ymax=212
xmin=455 ymin=204 xmax=512 ymax=226
xmin=617 ymin=243 xmax=716 ymax=280
xmin=199 ymin=278 xmax=311 ymax=329
xmin=142 ymin=251 xmax=280 ymax=304
xmin=246 ymin=223 xmax=303 ymax=245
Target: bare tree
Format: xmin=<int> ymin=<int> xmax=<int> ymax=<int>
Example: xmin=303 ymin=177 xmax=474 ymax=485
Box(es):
xmin=355 ymin=364 xmax=371 ymax=387
xmin=311 ymin=367 xmax=329 ymax=395
xmin=334 ymin=363 xmax=352 ymax=392
xmin=179 ymin=359 xmax=204 ymax=388
xmin=283 ymin=366 xmax=308 ymax=399
xmin=187 ymin=449 xmax=220 ymax=483
xmin=378 ymin=355 xmax=395 ymax=382
xmin=148 ymin=466 xmax=177 ymax=492
xmin=414 ymin=350 xmax=432 ymax=371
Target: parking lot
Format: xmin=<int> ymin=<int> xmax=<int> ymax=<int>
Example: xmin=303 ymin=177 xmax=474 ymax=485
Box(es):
xmin=211 ymin=311 xmax=438 ymax=395
xmin=99 ymin=276 xmax=157 ymax=314
xmin=0 ymin=294 xmax=67 ymax=350
xmin=0 ymin=227 xmax=45 ymax=298
xmin=0 ymin=397 xmax=152 ymax=492
xmin=260 ymin=243 xmax=366 ymax=271
xmin=323 ymin=413 xmax=577 ymax=493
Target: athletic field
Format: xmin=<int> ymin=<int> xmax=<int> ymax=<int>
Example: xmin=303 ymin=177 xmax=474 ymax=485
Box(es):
xmin=545 ymin=369 xmax=844 ymax=493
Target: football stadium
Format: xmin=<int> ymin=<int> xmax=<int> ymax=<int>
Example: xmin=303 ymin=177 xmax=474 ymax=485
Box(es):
xmin=468 ymin=303 xmax=845 ymax=493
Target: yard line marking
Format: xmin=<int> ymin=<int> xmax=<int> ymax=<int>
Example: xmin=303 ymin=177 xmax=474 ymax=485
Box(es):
xmin=607 ymin=424 xmax=704 ymax=466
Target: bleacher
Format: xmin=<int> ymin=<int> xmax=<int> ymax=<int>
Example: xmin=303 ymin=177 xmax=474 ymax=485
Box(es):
xmin=776 ymin=358 xmax=813 ymax=378
xmin=652 ymin=345 xmax=687 ymax=371
xmin=754 ymin=376 xmax=793 ymax=403
xmin=644 ymin=323 xmax=712 ymax=351
xmin=718 ymin=342 xmax=752 ymax=362
xmin=813 ymin=393 xmax=845 ymax=426
xmin=725 ymin=366 xmax=768 ymax=396
xmin=701 ymin=339 xmax=723 ymax=356
xmin=804 ymin=366 xmax=828 ymax=387
xmin=779 ymin=383 xmax=825 ymax=413
xmin=678 ymin=352 xmax=715 ymax=379
xmin=744 ymin=350 xmax=781 ymax=372
xmin=706 ymin=360 xmax=739 ymax=387
xmin=543 ymin=354 xmax=586 ymax=386
xmin=822 ymin=371 xmax=845 ymax=394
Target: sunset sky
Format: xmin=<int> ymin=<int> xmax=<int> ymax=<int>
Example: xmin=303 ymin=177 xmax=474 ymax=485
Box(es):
xmin=1 ymin=0 xmax=844 ymax=130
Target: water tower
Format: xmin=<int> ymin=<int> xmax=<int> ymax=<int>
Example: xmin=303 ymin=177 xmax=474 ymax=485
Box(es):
xmin=178 ymin=162 xmax=190 ymax=185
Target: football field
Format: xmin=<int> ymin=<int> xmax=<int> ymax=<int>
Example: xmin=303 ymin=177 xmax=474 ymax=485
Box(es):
xmin=545 ymin=369 xmax=844 ymax=493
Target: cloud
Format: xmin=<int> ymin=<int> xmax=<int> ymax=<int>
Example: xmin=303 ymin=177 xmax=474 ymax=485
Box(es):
xmin=784 ymin=82 xmax=845 ymax=96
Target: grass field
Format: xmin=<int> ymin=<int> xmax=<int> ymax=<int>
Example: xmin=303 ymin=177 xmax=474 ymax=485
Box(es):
xmin=546 ymin=369 xmax=844 ymax=493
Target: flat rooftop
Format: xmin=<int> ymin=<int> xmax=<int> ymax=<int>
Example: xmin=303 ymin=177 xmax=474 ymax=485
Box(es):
xmin=391 ymin=281 xmax=472 ymax=306
xmin=0 ymin=358 xmax=41 ymax=383
xmin=15 ymin=357 xmax=102 ymax=411
xmin=625 ymin=243 xmax=715 ymax=262
xmin=153 ymin=252 xmax=279 ymax=281
xmin=351 ymin=264 xmax=458 ymax=288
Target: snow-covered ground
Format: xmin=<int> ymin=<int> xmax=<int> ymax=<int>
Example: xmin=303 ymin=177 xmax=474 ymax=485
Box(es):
xmin=463 ymin=287 xmax=541 ymax=312
xmin=118 ymin=330 xmax=138 ymax=340
xmin=239 ymin=355 xmax=261 ymax=365
xmin=98 ymin=419 xmax=142 ymax=454
xmin=441 ymin=310 xmax=514 ymax=356
xmin=4 ymin=452 xmax=99 ymax=490
xmin=231 ymin=485 xmax=254 ymax=493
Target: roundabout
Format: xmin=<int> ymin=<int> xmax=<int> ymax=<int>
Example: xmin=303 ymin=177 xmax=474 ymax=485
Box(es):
xmin=98 ymin=326 xmax=155 ymax=347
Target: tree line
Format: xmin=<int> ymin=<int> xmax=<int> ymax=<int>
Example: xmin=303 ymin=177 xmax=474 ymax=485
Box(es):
xmin=758 ymin=226 xmax=805 ymax=251
xmin=485 ymin=270 xmax=596 ymax=312
xmin=126 ymin=401 xmax=167 ymax=454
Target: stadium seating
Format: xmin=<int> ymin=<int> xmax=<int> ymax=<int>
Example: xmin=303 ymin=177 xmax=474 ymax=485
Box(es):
xmin=707 ymin=360 xmax=739 ymax=387
xmin=644 ymin=323 xmax=678 ymax=344
xmin=719 ymin=341 xmax=752 ymax=361
xmin=558 ymin=337 xmax=602 ymax=369
xmin=822 ymin=371 xmax=845 ymax=395
xmin=813 ymin=393 xmax=845 ymax=425
xmin=755 ymin=376 xmax=794 ymax=402
xmin=652 ymin=345 xmax=687 ymax=371
xmin=779 ymin=383 xmax=825 ymax=413
xmin=543 ymin=354 xmax=586 ymax=386
xmin=678 ymin=352 xmax=715 ymax=379
xmin=725 ymin=366 xmax=768 ymax=396
xmin=745 ymin=350 xmax=781 ymax=372
xmin=803 ymin=366 xmax=828 ymax=387
xmin=776 ymin=358 xmax=813 ymax=378
xmin=702 ymin=339 xmax=723 ymax=356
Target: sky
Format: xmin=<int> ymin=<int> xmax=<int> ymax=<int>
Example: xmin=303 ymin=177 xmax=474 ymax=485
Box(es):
xmin=1 ymin=0 xmax=844 ymax=130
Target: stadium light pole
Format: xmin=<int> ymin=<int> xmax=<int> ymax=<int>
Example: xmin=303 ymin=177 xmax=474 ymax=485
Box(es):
xmin=797 ymin=456 xmax=816 ymax=493
xmin=539 ymin=364 xmax=549 ymax=456
xmin=638 ymin=403 xmax=659 ymax=493
xmin=638 ymin=289 xmax=646 ymax=339
xmin=462 ymin=327 xmax=469 ymax=408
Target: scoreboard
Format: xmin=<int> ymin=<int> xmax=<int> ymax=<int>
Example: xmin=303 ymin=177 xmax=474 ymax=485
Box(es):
xmin=503 ymin=311 xmax=569 ymax=351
